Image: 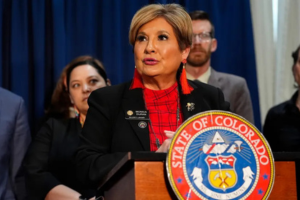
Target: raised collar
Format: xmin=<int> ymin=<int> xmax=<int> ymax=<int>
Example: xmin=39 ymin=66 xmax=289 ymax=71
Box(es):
xmin=130 ymin=69 xmax=193 ymax=94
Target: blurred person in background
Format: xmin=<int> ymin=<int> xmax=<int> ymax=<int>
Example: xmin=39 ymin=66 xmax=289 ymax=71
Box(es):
xmin=24 ymin=56 xmax=110 ymax=200
xmin=186 ymin=10 xmax=254 ymax=123
xmin=264 ymin=45 xmax=300 ymax=152
xmin=0 ymin=87 xmax=31 ymax=200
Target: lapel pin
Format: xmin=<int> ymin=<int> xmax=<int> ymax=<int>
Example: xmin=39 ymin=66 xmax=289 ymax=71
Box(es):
xmin=127 ymin=110 xmax=133 ymax=116
xmin=186 ymin=102 xmax=195 ymax=111
xmin=138 ymin=121 xmax=147 ymax=129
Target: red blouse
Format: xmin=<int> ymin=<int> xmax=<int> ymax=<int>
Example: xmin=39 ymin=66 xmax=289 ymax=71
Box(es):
xmin=130 ymin=70 xmax=188 ymax=151
xmin=144 ymin=82 xmax=183 ymax=151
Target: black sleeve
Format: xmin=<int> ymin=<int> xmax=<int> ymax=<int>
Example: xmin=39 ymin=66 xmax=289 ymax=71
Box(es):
xmin=75 ymin=90 xmax=125 ymax=189
xmin=263 ymin=108 xmax=279 ymax=151
xmin=23 ymin=118 xmax=61 ymax=200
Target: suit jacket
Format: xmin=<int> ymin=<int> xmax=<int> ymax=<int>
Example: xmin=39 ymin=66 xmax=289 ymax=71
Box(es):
xmin=0 ymin=87 xmax=31 ymax=200
xmin=76 ymin=80 xmax=230 ymax=188
xmin=24 ymin=118 xmax=95 ymax=200
xmin=208 ymin=68 xmax=254 ymax=123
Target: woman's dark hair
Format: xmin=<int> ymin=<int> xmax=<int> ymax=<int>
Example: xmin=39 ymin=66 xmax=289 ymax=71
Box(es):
xmin=46 ymin=55 xmax=108 ymax=119
xmin=292 ymin=45 xmax=300 ymax=88
xmin=292 ymin=45 xmax=300 ymax=66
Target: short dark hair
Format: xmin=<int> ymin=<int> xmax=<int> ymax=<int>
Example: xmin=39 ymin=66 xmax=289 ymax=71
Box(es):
xmin=189 ymin=10 xmax=215 ymax=38
xmin=292 ymin=45 xmax=300 ymax=66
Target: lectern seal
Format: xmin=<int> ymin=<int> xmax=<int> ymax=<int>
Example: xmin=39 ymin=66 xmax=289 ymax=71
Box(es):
xmin=167 ymin=111 xmax=274 ymax=200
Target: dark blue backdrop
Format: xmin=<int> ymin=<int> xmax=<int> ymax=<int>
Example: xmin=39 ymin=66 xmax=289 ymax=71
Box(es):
xmin=0 ymin=0 xmax=261 ymax=131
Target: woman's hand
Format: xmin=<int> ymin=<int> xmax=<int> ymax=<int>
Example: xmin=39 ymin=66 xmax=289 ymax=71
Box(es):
xmin=156 ymin=130 xmax=175 ymax=153
xmin=44 ymin=185 xmax=81 ymax=200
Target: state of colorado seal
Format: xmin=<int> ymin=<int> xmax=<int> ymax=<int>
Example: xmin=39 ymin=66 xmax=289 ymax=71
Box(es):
xmin=167 ymin=111 xmax=274 ymax=200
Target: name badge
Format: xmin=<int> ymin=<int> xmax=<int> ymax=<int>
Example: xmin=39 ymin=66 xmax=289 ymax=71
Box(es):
xmin=125 ymin=110 xmax=149 ymax=120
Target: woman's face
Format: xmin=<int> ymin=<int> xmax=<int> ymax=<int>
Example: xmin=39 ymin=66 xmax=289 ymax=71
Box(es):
xmin=69 ymin=64 xmax=106 ymax=115
xmin=294 ymin=51 xmax=300 ymax=86
xmin=134 ymin=17 xmax=190 ymax=81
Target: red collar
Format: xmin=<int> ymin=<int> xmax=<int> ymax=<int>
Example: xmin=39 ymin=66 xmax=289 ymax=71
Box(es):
xmin=130 ymin=69 xmax=193 ymax=94
xmin=130 ymin=69 xmax=145 ymax=89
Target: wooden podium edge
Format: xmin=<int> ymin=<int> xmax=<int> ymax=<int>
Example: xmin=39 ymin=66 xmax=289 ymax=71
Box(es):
xmin=99 ymin=152 xmax=167 ymax=190
xmin=99 ymin=152 xmax=299 ymax=199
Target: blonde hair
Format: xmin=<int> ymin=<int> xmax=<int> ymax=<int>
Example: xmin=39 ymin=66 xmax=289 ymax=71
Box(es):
xmin=129 ymin=4 xmax=192 ymax=51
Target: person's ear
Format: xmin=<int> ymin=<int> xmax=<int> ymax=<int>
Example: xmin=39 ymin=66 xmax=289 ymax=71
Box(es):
xmin=182 ymin=46 xmax=191 ymax=60
xmin=211 ymin=38 xmax=217 ymax=52
xmin=106 ymin=79 xmax=111 ymax=86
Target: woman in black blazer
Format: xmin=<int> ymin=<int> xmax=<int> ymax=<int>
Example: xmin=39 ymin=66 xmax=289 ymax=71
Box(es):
xmin=264 ymin=45 xmax=300 ymax=152
xmin=24 ymin=56 xmax=110 ymax=200
xmin=76 ymin=4 xmax=230 ymax=190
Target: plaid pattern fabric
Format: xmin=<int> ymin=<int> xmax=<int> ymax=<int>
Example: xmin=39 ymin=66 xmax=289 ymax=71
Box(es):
xmin=144 ymin=82 xmax=183 ymax=151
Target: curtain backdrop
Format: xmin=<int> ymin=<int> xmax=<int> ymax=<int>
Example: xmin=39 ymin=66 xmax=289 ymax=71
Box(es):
xmin=251 ymin=0 xmax=300 ymax=126
xmin=0 ymin=0 xmax=261 ymax=132
xmin=274 ymin=0 xmax=300 ymax=104
xmin=250 ymin=0 xmax=275 ymax=127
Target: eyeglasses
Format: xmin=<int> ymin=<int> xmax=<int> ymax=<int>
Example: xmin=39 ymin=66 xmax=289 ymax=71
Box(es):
xmin=192 ymin=32 xmax=212 ymax=43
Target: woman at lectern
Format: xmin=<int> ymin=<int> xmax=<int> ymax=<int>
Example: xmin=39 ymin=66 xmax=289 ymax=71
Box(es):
xmin=24 ymin=56 xmax=110 ymax=200
xmin=75 ymin=3 xmax=229 ymax=189
xmin=264 ymin=45 xmax=300 ymax=152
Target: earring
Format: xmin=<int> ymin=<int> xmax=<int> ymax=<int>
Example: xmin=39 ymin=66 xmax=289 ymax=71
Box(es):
xmin=73 ymin=105 xmax=79 ymax=118
xmin=180 ymin=59 xmax=192 ymax=94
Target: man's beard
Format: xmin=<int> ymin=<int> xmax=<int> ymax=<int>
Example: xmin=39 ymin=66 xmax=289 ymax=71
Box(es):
xmin=187 ymin=46 xmax=211 ymax=67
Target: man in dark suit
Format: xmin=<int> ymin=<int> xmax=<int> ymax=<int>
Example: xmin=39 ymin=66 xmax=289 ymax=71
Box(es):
xmin=0 ymin=87 xmax=31 ymax=199
xmin=186 ymin=10 xmax=254 ymax=124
